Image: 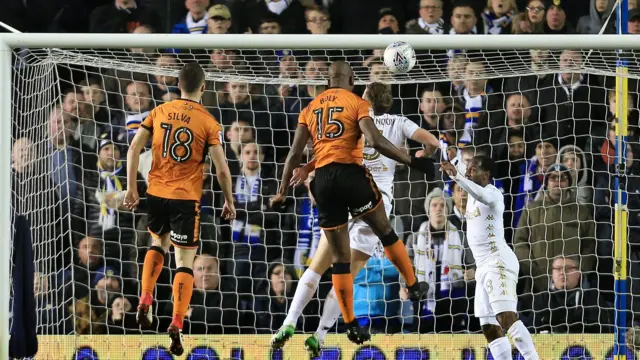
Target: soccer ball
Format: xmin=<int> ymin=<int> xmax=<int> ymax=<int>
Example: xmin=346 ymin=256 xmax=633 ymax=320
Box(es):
xmin=383 ymin=41 xmax=416 ymax=74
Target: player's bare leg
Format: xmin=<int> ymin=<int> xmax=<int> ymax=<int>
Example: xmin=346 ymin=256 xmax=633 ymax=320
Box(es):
xmin=167 ymin=246 xmax=197 ymax=356
xmin=138 ymin=233 xmax=171 ymax=328
xmin=324 ymin=225 xmax=370 ymax=345
xmin=306 ymin=248 xmax=370 ymax=357
xmin=271 ymin=233 xmax=333 ymax=349
xmin=360 ymin=205 xmax=428 ymax=300
xmin=498 ymin=311 xmax=539 ymax=360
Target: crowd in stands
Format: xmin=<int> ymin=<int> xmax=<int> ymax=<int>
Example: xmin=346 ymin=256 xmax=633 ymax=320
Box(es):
xmin=7 ymin=0 xmax=640 ymax=337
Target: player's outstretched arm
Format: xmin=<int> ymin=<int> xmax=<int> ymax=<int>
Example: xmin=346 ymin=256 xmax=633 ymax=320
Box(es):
xmin=124 ymin=127 xmax=151 ymax=209
xmin=410 ymin=128 xmax=439 ymax=157
xmin=360 ymin=117 xmax=434 ymax=177
xmin=273 ymin=125 xmax=311 ymax=205
xmin=441 ymin=162 xmax=500 ymax=207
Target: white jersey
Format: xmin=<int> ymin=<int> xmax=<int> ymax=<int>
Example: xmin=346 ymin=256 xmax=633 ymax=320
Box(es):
xmin=362 ymin=113 xmax=419 ymax=201
xmin=453 ymin=173 xmax=513 ymax=265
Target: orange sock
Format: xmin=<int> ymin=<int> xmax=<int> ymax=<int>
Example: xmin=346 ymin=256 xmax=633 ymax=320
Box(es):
xmin=140 ymin=246 xmax=165 ymax=305
xmin=332 ymin=263 xmax=355 ymax=324
xmin=171 ymin=268 xmax=194 ymax=329
xmin=384 ymin=239 xmax=417 ymax=287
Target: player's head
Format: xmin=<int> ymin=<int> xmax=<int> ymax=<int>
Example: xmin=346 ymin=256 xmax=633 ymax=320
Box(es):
xmin=178 ymin=62 xmax=206 ymax=99
xmin=328 ymin=61 xmax=354 ymax=90
xmin=465 ymin=155 xmax=494 ymax=186
xmin=363 ymin=82 xmax=393 ymax=115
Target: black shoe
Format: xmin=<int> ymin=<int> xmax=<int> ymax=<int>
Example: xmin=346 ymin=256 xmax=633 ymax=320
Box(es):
xmin=345 ymin=320 xmax=371 ymax=345
xmin=407 ymin=281 xmax=429 ymax=301
xmin=168 ymin=325 xmax=184 ymax=356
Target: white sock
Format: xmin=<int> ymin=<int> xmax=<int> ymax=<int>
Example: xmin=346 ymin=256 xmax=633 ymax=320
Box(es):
xmin=282 ymin=269 xmax=321 ymax=327
xmin=315 ymin=288 xmax=342 ymax=341
xmin=507 ymin=320 xmax=539 ymax=360
xmin=488 ymin=337 xmax=512 ymax=360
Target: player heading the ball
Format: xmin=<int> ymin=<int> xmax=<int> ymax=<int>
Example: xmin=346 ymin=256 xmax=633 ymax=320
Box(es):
xmin=270 ymin=61 xmax=435 ymax=346
xmin=124 ymin=62 xmax=236 ymax=356
xmin=440 ymin=157 xmax=539 ymax=360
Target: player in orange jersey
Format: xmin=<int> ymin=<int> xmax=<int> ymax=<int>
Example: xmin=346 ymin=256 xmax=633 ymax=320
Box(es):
xmin=270 ymin=61 xmax=434 ymax=345
xmin=123 ymin=62 xmax=235 ymax=356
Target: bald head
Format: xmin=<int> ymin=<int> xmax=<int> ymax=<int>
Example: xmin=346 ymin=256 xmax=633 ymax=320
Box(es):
xmin=328 ymin=61 xmax=354 ymax=90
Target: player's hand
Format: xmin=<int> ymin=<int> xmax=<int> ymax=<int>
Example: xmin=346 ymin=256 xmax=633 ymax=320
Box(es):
xmin=440 ymin=161 xmax=458 ymax=178
xmin=123 ymin=189 xmax=140 ymax=210
xmin=270 ymin=193 xmax=287 ymax=209
xmin=464 ymin=269 xmax=475 ymax=281
xmin=409 ymin=156 xmax=436 ymax=179
xmin=221 ymin=201 xmax=236 ymax=220
xmin=290 ymin=167 xmax=310 ymax=188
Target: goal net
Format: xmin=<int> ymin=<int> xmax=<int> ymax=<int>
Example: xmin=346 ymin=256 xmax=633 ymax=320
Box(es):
xmin=6 ymin=35 xmax=640 ymax=359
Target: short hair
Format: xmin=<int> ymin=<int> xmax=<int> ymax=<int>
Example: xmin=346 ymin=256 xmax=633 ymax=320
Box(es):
xmin=179 ymin=62 xmax=206 ymax=94
xmin=305 ymin=5 xmax=330 ymax=21
xmin=474 ymin=155 xmax=494 ymax=178
xmin=366 ymin=82 xmax=393 ymax=114
xmin=452 ymin=0 xmax=476 ymax=12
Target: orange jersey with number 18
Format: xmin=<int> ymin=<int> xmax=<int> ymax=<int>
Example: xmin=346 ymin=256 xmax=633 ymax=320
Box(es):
xmin=298 ymin=88 xmax=373 ymax=169
xmin=141 ymin=99 xmax=222 ymax=201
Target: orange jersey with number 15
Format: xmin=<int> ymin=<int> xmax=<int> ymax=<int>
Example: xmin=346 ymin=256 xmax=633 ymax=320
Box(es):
xmin=298 ymin=88 xmax=373 ymax=169
xmin=141 ymin=99 xmax=222 ymax=201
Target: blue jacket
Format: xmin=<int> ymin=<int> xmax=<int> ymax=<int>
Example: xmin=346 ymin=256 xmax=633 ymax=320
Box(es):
xmin=353 ymin=256 xmax=400 ymax=318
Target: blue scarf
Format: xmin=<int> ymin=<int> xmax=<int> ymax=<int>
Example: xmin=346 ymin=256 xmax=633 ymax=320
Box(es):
xmin=97 ymin=160 xmax=124 ymax=230
xmin=232 ymin=175 xmax=262 ymax=244
xmin=482 ymin=9 xmax=515 ymax=35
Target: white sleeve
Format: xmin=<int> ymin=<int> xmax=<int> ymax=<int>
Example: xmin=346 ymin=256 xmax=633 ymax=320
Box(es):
xmin=414 ymin=222 xmax=429 ymax=283
xmin=453 ymin=173 xmax=502 ymax=207
xmin=400 ymin=116 xmax=420 ymax=141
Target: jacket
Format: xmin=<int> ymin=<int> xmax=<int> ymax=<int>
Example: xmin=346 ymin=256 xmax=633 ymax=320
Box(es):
xmin=513 ymin=192 xmax=596 ymax=293
xmin=576 ymin=0 xmax=615 ymax=34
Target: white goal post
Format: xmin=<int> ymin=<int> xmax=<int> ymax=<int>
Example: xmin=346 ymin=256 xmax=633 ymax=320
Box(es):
xmin=1 ymin=33 xmax=640 ymax=360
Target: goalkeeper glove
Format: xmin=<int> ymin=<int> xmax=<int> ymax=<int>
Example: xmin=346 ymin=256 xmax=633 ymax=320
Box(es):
xmin=409 ymin=156 xmax=435 ymax=180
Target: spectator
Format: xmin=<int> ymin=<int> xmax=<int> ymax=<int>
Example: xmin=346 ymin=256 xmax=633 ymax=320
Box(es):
xmin=482 ymin=0 xmax=518 ymax=35
xmin=512 ymin=138 xmax=558 ymax=228
xmin=206 ymin=4 xmax=232 ymax=34
xmin=447 ymin=55 xmax=469 ymax=97
xmin=248 ymin=0 xmax=306 ymax=34
xmin=514 ymin=163 xmax=597 ymax=295
xmin=406 ymin=0 xmax=447 ymax=34
xmin=107 ymin=295 xmax=139 ymax=334
xmin=254 ymin=262 xmax=299 ymax=333
xmin=448 ymin=182 xmax=468 ymax=233
xmin=512 ymin=0 xmax=545 ymax=34
xmin=539 ymin=50 xmax=608 ymax=150
xmin=577 ymin=0 xmax=615 ymax=34
xmin=544 ymin=0 xmax=574 ymax=33
xmin=123 ymin=81 xmax=154 ymax=141
xmin=630 ymin=8 xmax=640 ymax=34
xmin=301 ymin=57 xmax=329 ymax=100
xmin=224 ymin=119 xmax=256 ymax=177
xmin=459 ymin=59 xmax=505 ymax=155
xmin=258 ymin=16 xmax=282 ymax=34
xmin=75 ymin=133 xmax=146 ymax=264
xmin=170 ymin=254 xmax=246 ymax=334
xmin=557 ymin=145 xmax=592 ymax=205
xmin=89 ymin=0 xmax=162 ymax=33
xmin=171 ymin=0 xmax=211 ymax=34
xmin=354 ymin=245 xmax=402 ymax=334
xmin=450 ymin=1 xmax=478 ymax=34
xmin=229 ymin=143 xmax=281 ymax=297
xmin=305 ymin=6 xmax=331 ymax=34
xmin=129 ymin=25 xmax=156 ymax=55
xmin=419 ymin=86 xmax=448 ymax=134
xmin=209 ymin=49 xmax=242 ymax=73
xmin=80 ymin=78 xmax=124 ymax=130
xmin=69 ymin=266 xmax=121 ymax=335
xmin=504 ymin=49 xmax=554 ymax=102
xmin=494 ymin=93 xmax=541 ymax=159
xmin=63 ymin=89 xmax=98 ymax=150
xmin=378 ymin=7 xmax=400 ymax=33
xmin=522 ymin=256 xmax=611 ymax=333
xmin=407 ymin=187 xmax=471 ymax=333
xmin=152 ymin=54 xmax=180 ymax=103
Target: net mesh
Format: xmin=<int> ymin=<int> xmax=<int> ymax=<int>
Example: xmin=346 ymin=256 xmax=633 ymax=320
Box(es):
xmin=8 ymin=44 xmax=640 ymax=357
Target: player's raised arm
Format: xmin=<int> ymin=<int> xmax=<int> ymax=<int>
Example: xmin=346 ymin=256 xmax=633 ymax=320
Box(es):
xmin=410 ymin=128 xmax=439 ymax=157
xmin=124 ymin=126 xmax=151 ymax=209
xmin=441 ymin=157 xmax=501 ymax=207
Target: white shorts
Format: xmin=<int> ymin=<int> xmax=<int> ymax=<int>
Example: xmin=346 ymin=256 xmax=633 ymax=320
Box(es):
xmin=348 ymin=192 xmax=392 ymax=256
xmin=474 ymin=253 xmax=520 ymax=326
